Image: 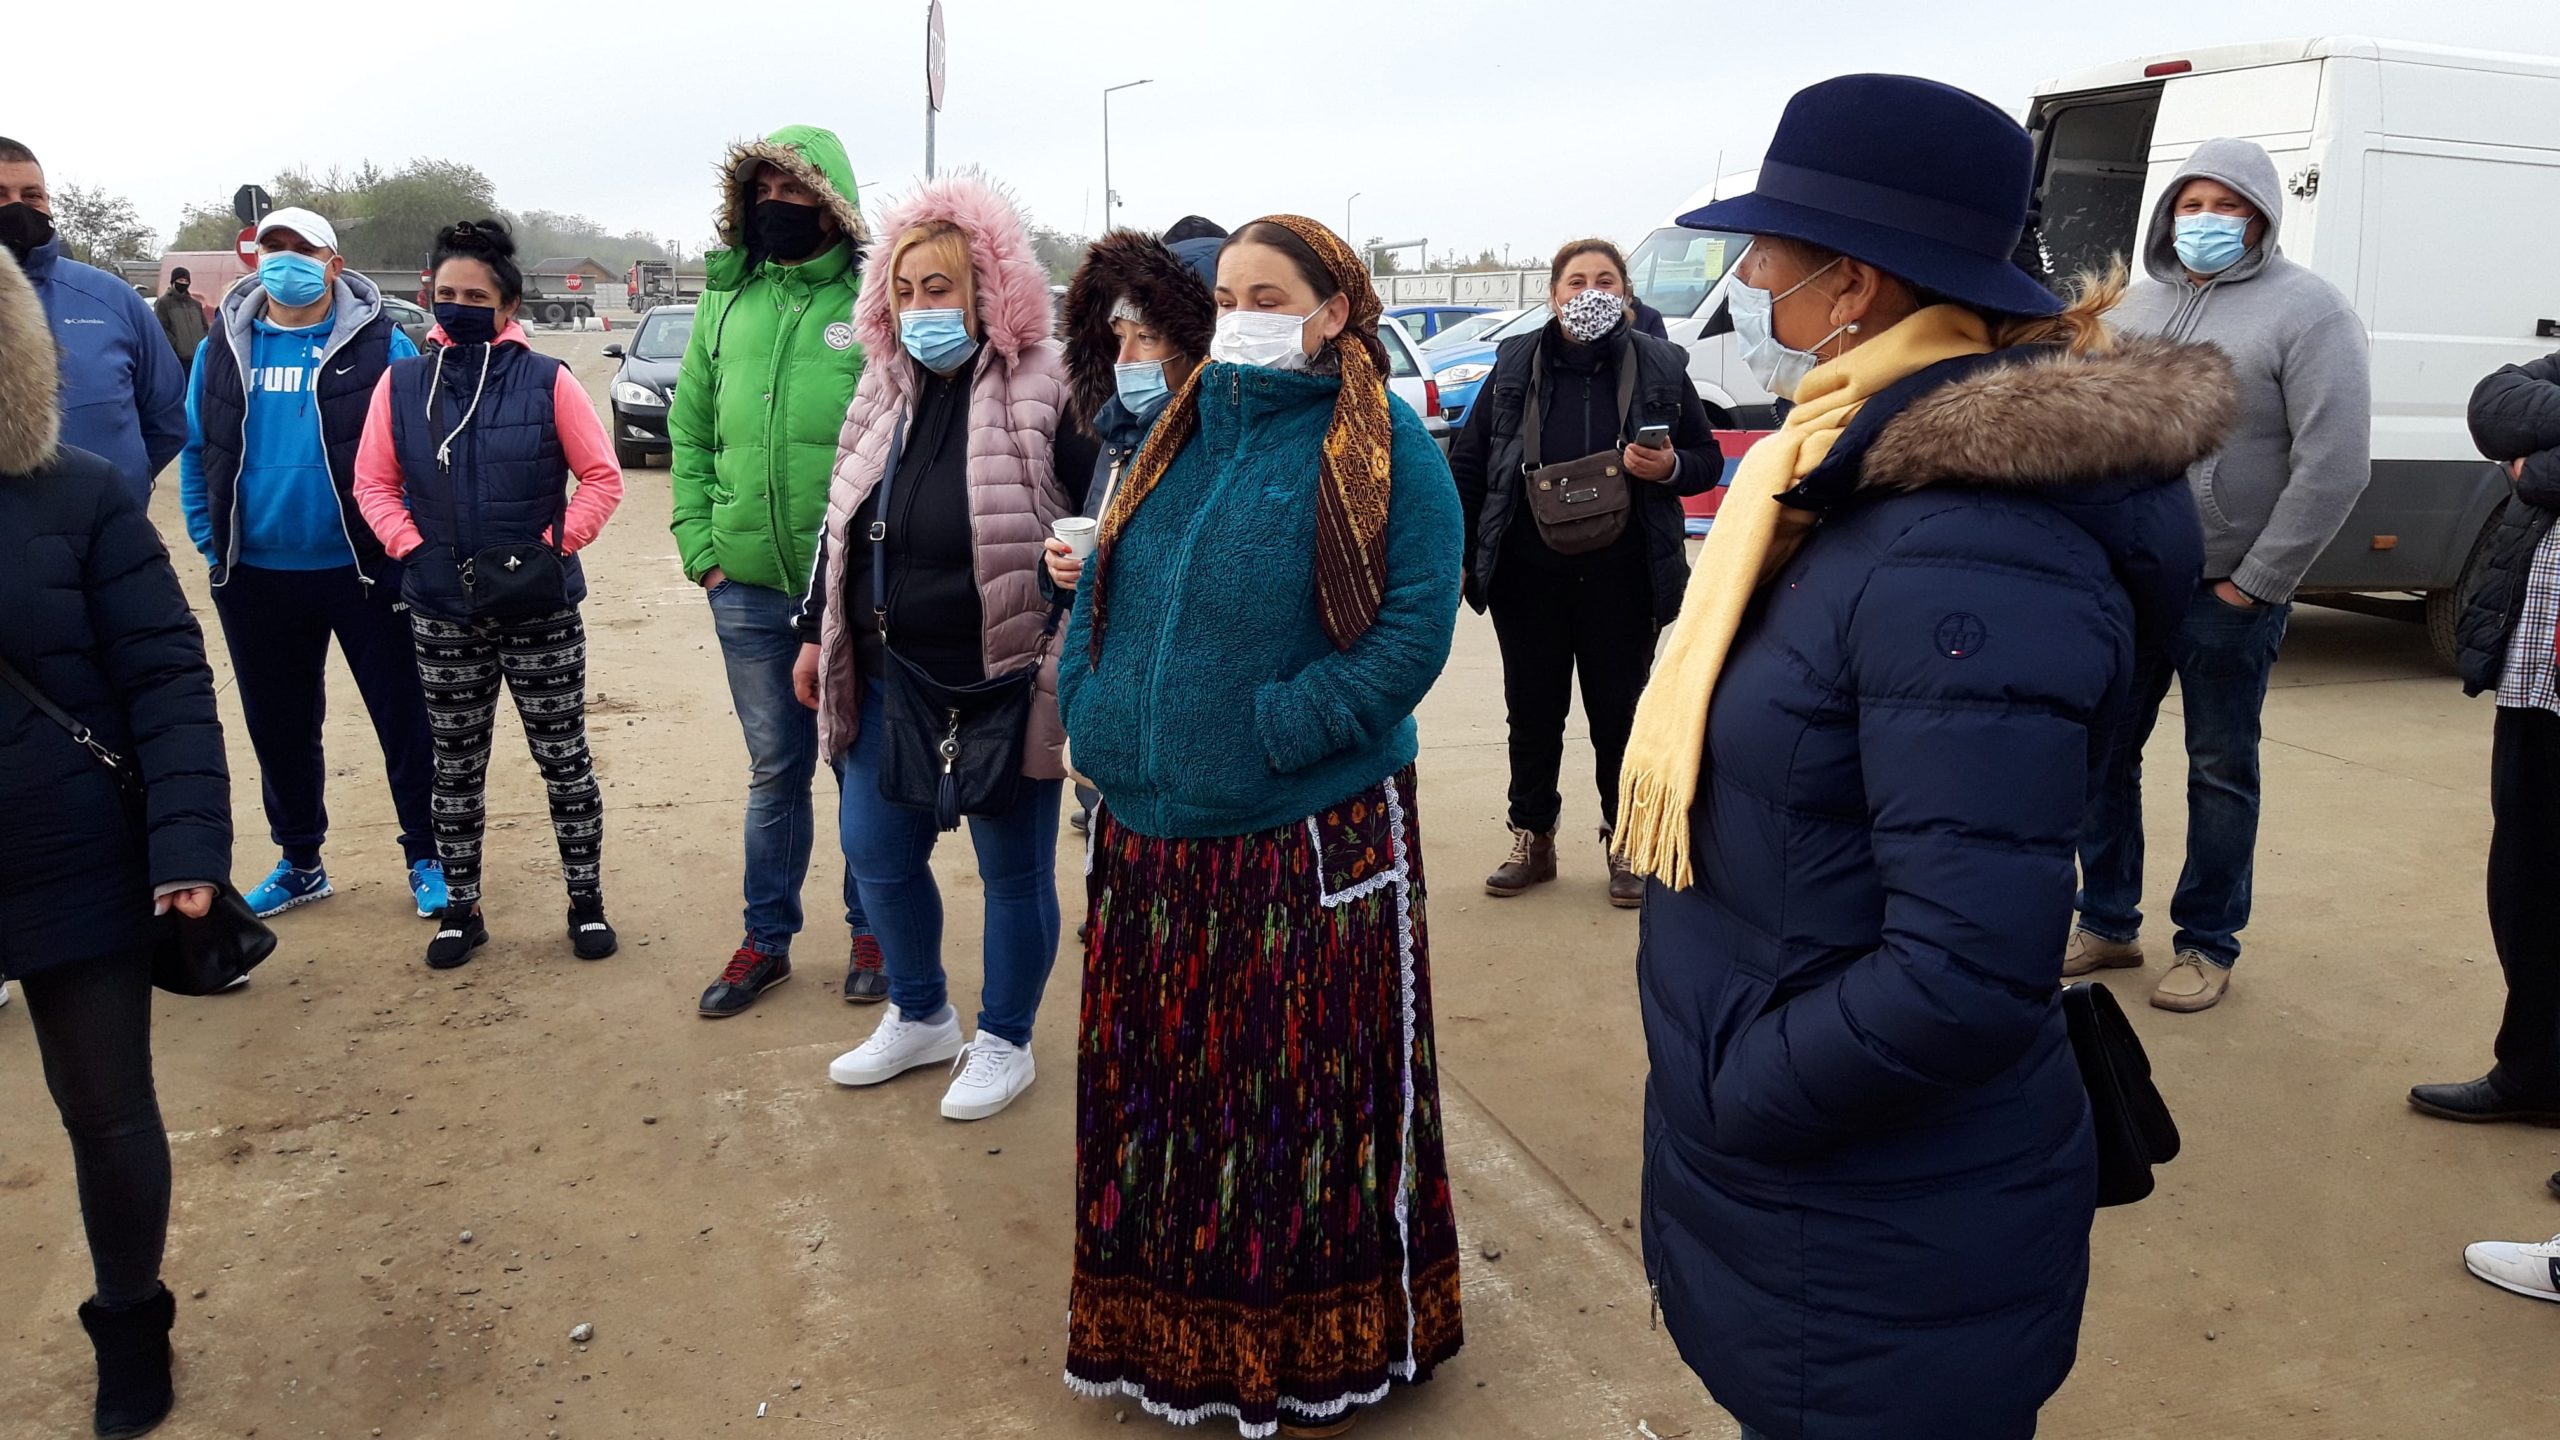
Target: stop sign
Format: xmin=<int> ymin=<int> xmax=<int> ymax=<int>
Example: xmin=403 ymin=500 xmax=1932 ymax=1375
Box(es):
xmin=564 ymin=273 xmax=583 ymax=292
xmin=235 ymin=226 xmax=259 ymax=265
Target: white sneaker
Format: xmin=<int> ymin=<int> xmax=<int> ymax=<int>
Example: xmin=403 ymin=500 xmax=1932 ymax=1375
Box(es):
xmin=940 ymin=1033 xmax=1035 ymax=1121
xmin=0 ymin=980 xmax=10 ymax=1008
xmin=2464 ymin=1234 xmax=2560 ymax=1303
xmin=828 ymin=1003 xmax=964 ymax=1087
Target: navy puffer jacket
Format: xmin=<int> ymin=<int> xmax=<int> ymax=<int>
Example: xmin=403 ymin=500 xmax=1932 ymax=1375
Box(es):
xmin=1639 ymin=337 xmax=2223 ymax=1440
xmin=2454 ymin=352 xmax=2560 ymax=696
xmin=386 ymin=339 xmax=576 ymax=620
xmin=0 ymin=251 xmax=230 ymax=977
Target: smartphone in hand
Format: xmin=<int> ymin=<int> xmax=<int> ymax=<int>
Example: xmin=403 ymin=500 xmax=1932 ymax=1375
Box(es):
xmin=1634 ymin=423 xmax=1673 ymax=450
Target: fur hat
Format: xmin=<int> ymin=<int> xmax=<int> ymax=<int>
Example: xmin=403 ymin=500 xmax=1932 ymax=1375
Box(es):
xmin=1060 ymin=229 xmax=1218 ymax=435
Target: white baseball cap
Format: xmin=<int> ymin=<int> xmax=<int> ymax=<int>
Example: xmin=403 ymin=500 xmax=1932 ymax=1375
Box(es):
xmin=254 ymin=206 xmax=340 ymax=253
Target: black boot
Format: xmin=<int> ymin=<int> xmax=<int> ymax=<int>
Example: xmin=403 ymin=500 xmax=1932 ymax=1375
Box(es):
xmin=426 ymin=906 xmax=489 ymax=970
xmin=77 ymin=1286 xmax=174 ymax=1439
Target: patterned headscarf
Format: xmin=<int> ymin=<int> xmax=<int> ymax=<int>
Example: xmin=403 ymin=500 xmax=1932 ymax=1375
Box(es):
xmin=1089 ymin=214 xmax=1396 ymax=659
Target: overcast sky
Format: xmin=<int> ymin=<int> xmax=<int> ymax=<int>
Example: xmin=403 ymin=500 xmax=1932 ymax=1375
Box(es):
xmin=16 ymin=0 xmax=2560 ymax=265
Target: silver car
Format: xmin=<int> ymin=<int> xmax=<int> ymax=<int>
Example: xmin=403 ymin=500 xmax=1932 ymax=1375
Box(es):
xmin=1375 ymin=320 xmax=1452 ymax=454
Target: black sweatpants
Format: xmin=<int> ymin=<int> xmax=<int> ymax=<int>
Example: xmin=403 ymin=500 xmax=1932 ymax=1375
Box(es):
xmin=210 ymin=564 xmax=438 ymax=866
xmin=21 ymin=951 xmax=168 ymax=1307
xmin=411 ymin=608 xmax=603 ymax=908
xmin=2489 ymin=705 xmax=2560 ymax=1095
xmin=1488 ymin=557 xmax=1658 ymax=835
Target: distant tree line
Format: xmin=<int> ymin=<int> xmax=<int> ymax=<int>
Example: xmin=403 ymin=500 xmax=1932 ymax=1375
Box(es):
xmin=162 ymin=158 xmax=679 ymax=271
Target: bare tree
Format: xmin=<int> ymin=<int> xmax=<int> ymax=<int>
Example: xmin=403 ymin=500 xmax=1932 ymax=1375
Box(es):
xmin=53 ymin=184 xmax=158 ymax=268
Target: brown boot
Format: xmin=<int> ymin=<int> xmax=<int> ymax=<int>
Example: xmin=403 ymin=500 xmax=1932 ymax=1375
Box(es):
xmin=1485 ymin=827 xmax=1557 ymax=897
xmin=1607 ymin=835 xmax=1648 ymax=901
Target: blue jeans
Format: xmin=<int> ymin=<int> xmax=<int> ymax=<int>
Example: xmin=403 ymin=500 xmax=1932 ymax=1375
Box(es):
xmin=707 ymin=580 xmax=865 ymax=956
xmin=835 ymin=681 xmax=1063 ymax=1047
xmin=2077 ymin=583 xmax=2291 ymax=969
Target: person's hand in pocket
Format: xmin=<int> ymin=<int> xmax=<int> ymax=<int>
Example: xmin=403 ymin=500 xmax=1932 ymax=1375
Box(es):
xmin=2212 ymin=579 xmax=2259 ymax=609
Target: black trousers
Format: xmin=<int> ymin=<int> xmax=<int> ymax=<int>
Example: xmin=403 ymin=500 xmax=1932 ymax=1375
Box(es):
xmin=1488 ymin=557 xmax=1657 ymax=835
xmin=2489 ymin=705 xmax=2560 ymax=1095
xmin=411 ymin=608 xmax=603 ymax=907
xmin=20 ymin=951 xmax=168 ymax=1307
xmin=209 ymin=564 xmax=439 ymax=866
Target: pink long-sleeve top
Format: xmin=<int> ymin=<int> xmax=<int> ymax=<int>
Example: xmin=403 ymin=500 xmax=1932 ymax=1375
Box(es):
xmin=353 ymin=322 xmax=623 ymax=559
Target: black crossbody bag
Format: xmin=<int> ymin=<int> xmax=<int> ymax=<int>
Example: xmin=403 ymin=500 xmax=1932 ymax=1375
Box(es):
xmin=430 ymin=349 xmax=571 ymax=619
xmin=0 ymin=653 xmax=275 ymax=996
xmin=1519 ymin=344 xmax=1639 ymax=555
xmin=867 ymin=415 xmax=1064 ymax=832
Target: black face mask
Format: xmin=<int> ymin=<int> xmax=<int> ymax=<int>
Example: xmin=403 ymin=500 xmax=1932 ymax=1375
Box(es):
xmin=748 ymin=198 xmax=830 ymax=262
xmin=0 ymin=202 xmax=55 ymax=263
xmin=434 ymin=302 xmax=501 ymax=347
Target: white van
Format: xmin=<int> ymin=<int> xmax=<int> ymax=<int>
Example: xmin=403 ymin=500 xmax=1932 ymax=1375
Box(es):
xmin=1624 ymin=173 xmax=1774 ymax=429
xmin=2028 ymin=38 xmax=2560 ymax=658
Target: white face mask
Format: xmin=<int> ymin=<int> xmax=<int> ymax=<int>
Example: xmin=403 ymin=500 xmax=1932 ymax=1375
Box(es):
xmin=1729 ymin=257 xmax=1847 ymax=401
xmin=1209 ymin=300 xmax=1336 ymax=372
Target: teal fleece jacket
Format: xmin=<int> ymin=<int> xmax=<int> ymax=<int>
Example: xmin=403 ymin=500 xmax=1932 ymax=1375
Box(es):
xmin=1061 ymin=362 xmax=1463 ymax=839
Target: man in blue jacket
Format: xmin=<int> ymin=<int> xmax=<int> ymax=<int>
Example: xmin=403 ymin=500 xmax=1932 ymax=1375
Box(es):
xmin=179 ymin=206 xmax=444 ymax=922
xmin=0 ymin=137 xmax=186 ymax=504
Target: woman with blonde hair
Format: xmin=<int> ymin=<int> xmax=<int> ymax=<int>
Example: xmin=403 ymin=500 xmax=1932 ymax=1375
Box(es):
xmin=1620 ymin=76 xmax=2222 ymax=1438
xmin=793 ymin=173 xmax=1093 ymax=1121
xmin=1058 ymin=216 xmax=1466 ymax=1436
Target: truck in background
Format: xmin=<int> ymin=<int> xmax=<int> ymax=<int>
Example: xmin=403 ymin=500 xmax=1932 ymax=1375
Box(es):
xmin=628 ymin=261 xmax=706 ymax=313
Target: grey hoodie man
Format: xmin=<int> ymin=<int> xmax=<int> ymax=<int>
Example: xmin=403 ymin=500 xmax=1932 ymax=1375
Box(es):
xmin=2112 ymin=137 xmax=2372 ymax=604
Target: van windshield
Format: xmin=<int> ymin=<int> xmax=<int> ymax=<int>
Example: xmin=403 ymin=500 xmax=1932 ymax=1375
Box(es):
xmin=2029 ymin=89 xmax=2162 ymax=282
xmin=1626 ymin=225 xmax=1746 ymax=319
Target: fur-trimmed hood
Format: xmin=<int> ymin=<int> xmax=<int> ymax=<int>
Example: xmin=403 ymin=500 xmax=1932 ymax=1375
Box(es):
xmin=1858 ymin=336 xmax=2234 ymax=493
xmin=707 ymin=124 xmax=868 ymax=283
xmin=1061 ymin=229 xmax=1220 ymax=434
xmin=851 ymin=170 xmax=1056 ymax=407
xmin=0 ymin=247 xmax=60 ymax=476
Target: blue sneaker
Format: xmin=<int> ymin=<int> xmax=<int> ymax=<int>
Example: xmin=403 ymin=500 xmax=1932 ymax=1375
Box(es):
xmin=408 ymin=859 xmax=448 ymax=919
xmin=245 ymin=859 xmax=332 ymax=918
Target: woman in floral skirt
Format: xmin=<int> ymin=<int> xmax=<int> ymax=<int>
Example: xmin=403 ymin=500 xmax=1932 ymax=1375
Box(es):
xmin=1057 ymin=215 xmax=1467 ymax=1438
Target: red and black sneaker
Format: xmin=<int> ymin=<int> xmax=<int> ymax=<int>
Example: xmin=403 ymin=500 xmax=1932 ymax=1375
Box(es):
xmin=699 ymin=946 xmax=790 ymax=1017
xmin=843 ymin=933 xmax=889 ymax=1005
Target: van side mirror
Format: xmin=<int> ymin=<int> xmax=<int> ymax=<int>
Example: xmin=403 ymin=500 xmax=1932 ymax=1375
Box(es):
xmin=601 ymin=344 xmax=625 ymax=359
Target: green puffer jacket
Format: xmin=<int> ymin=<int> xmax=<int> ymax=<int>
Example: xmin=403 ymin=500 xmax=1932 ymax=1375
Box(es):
xmin=669 ymin=124 xmax=870 ymax=591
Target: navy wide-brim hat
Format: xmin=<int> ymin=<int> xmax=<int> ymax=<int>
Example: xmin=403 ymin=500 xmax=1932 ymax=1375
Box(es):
xmin=1687 ymin=74 xmax=2062 ymax=318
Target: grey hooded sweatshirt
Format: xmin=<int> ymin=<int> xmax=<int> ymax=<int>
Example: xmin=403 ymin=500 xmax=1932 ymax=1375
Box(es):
xmin=2112 ymin=137 xmax=2371 ymax=604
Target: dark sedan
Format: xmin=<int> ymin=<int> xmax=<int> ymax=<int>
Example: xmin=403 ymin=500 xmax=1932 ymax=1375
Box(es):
xmin=600 ymin=303 xmax=694 ymax=468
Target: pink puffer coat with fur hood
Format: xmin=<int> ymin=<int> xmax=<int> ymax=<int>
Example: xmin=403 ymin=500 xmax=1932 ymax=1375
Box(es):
xmin=815 ymin=172 xmax=1073 ymax=773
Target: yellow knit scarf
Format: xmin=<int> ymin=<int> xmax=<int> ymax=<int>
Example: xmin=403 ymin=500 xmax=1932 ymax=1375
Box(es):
xmin=1613 ymin=305 xmax=1994 ymax=891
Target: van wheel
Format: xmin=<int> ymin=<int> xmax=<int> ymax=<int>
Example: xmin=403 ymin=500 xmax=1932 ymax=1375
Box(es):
xmin=2426 ymin=500 xmax=2506 ymax=671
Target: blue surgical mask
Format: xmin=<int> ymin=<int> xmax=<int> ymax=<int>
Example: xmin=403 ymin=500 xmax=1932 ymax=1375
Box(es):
xmin=1113 ymin=360 xmax=1172 ymax=420
xmin=258 ymin=251 xmax=331 ymax=308
xmin=2173 ymin=212 xmax=2252 ymax=276
xmin=899 ymin=307 xmax=978 ymax=373
xmin=1727 ymin=257 xmax=1846 ymax=402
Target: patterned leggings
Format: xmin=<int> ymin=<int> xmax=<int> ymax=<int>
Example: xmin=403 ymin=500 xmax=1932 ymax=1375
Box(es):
xmin=410 ymin=608 xmax=603 ymax=907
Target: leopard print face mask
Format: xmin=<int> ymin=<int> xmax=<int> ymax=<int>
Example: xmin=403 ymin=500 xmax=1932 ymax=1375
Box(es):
xmin=1559 ymin=287 xmax=1628 ymax=344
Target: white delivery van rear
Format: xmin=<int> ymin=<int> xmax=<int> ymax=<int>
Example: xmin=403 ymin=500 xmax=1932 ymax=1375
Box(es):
xmin=2028 ymin=38 xmax=2560 ymax=658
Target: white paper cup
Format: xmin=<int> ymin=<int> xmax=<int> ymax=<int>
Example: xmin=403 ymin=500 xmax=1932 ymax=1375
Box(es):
xmin=1053 ymin=516 xmax=1099 ymax=559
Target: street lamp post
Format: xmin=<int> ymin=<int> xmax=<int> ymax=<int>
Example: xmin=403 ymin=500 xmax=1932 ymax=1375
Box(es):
xmin=1103 ymin=79 xmax=1153 ymax=228
xmin=1345 ymin=192 xmax=1361 ymax=243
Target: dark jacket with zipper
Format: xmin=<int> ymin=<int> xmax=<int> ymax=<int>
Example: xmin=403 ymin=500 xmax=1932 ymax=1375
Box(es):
xmin=1640 ymin=337 xmax=2223 ymax=1440
xmin=1451 ymin=320 xmax=1718 ymax=624
xmin=2456 ymin=352 xmax=2560 ymax=696
xmin=195 ymin=273 xmax=402 ymax=590
xmin=384 ymin=340 xmax=577 ymax=621
xmin=0 ymin=248 xmax=229 ymax=976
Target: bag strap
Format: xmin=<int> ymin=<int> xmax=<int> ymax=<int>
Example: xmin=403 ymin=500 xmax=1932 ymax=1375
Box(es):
xmin=0 ymin=650 xmax=129 ymax=776
xmin=870 ymin=413 xmax=912 ymax=646
xmin=1522 ymin=333 xmax=1641 ymax=472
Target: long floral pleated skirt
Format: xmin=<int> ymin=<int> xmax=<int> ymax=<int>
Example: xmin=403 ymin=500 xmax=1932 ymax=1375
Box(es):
xmin=1064 ymin=765 xmax=1464 ymax=1436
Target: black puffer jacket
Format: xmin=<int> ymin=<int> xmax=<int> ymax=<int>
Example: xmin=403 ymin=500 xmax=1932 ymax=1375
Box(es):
xmin=0 ymin=249 xmax=231 ymax=979
xmin=2456 ymin=352 xmax=2560 ymax=696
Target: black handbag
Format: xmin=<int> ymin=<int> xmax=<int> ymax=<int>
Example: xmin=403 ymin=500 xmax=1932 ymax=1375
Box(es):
xmin=431 ymin=358 xmax=571 ymax=620
xmin=1519 ymin=342 xmax=1639 ymax=555
xmin=0 ymin=653 xmax=275 ymax=996
xmin=2062 ymin=981 xmax=2181 ymax=1206
xmin=866 ymin=414 xmax=1063 ymax=832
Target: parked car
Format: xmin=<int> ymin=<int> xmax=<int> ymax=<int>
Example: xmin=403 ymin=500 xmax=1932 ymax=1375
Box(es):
xmin=1421 ymin=307 xmax=1524 ymax=355
xmin=1375 ymin=320 xmax=1451 ymax=454
xmin=1427 ymin=304 xmax=1550 ymax=430
xmin=380 ymin=295 xmax=432 ymax=351
xmin=1384 ymin=304 xmax=1490 ymax=346
xmin=599 ymin=303 xmax=695 ymax=469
